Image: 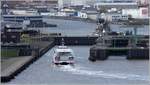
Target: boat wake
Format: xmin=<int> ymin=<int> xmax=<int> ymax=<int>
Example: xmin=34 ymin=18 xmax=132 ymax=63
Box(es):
xmin=58 ymin=65 xmax=149 ymax=81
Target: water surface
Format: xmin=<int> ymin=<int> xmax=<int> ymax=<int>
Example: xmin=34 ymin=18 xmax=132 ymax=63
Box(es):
xmin=9 ymin=46 xmax=149 ymax=85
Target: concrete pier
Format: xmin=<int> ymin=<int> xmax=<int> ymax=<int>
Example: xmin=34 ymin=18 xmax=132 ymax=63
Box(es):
xmin=127 ymin=48 xmax=149 ymax=59
xmin=1 ymin=41 xmax=55 ymax=82
xmin=1 ymin=56 xmax=34 ymax=82
xmin=89 ymin=47 xmax=149 ymax=61
xmin=54 ymin=36 xmax=98 ymax=45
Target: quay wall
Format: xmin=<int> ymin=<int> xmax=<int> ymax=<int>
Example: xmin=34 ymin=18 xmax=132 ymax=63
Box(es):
xmin=54 ymin=36 xmax=98 ymax=45
xmin=44 ymin=16 xmax=96 ymax=23
xmin=1 ymin=41 xmax=55 ymax=83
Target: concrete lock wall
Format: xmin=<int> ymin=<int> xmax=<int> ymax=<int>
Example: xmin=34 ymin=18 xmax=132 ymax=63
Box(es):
xmin=89 ymin=47 xmax=149 ymax=61
xmin=127 ymin=48 xmax=149 ymax=59
xmin=54 ymin=36 xmax=98 ymax=45
xmin=1 ymin=41 xmax=55 ymax=83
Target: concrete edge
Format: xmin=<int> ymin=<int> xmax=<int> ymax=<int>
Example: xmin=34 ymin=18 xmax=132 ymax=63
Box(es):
xmin=1 ymin=41 xmax=55 ymax=83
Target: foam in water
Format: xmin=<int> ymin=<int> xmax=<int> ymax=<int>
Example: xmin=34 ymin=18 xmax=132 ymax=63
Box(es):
xmin=57 ymin=65 xmax=149 ymax=81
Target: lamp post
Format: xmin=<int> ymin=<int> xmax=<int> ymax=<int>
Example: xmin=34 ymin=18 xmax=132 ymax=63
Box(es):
xmin=102 ymin=29 xmax=106 ymax=46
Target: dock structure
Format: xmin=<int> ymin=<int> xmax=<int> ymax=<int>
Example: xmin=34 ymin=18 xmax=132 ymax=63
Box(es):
xmin=89 ymin=35 xmax=149 ymax=61
xmin=54 ymin=36 xmax=98 ymax=45
xmin=89 ymin=18 xmax=149 ymax=61
xmin=2 ymin=15 xmax=43 ymax=22
xmin=2 ymin=15 xmax=57 ymax=27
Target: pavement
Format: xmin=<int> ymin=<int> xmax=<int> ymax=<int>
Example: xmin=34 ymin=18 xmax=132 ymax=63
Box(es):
xmin=1 ymin=56 xmax=33 ymax=77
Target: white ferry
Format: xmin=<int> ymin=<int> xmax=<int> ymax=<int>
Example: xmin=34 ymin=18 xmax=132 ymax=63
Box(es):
xmin=52 ymin=39 xmax=75 ymax=65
